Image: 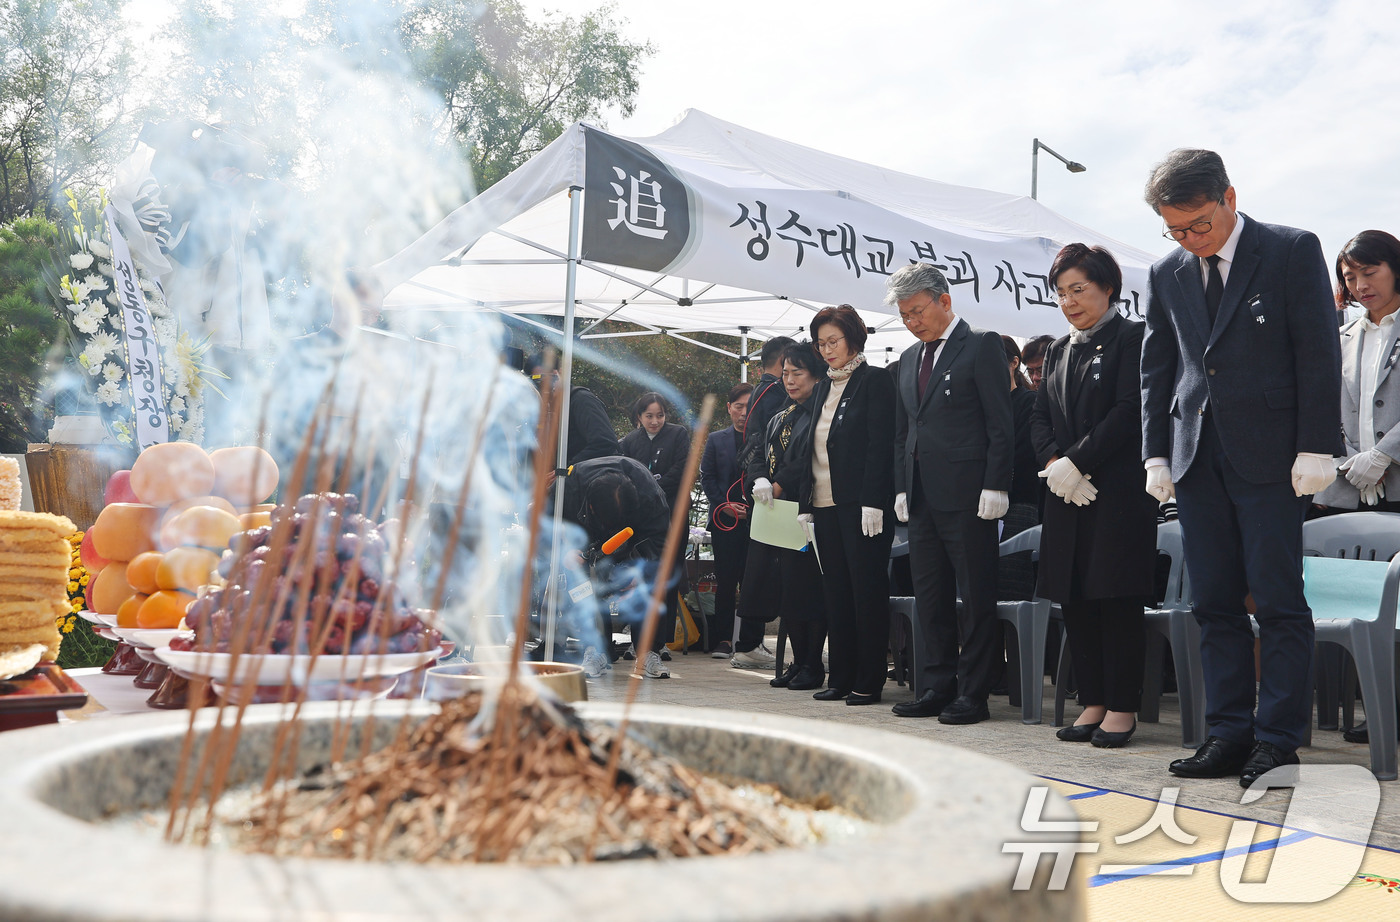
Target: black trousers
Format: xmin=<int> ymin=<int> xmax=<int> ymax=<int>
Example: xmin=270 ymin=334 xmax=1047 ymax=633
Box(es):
xmin=1060 ymin=596 xmax=1146 ymax=712
xmin=1175 ymin=415 xmax=1313 ymax=751
xmin=813 ymin=503 xmax=892 ymax=695
xmin=708 ymin=523 xmax=750 ymax=651
xmin=907 ymin=471 xmax=1000 ymax=701
xmin=787 ymin=619 xmax=827 ymax=675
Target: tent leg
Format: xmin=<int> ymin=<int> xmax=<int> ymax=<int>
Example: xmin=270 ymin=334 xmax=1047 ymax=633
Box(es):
xmin=544 ymin=185 xmax=583 ymax=660
xmin=739 ymin=326 xmax=749 ymax=384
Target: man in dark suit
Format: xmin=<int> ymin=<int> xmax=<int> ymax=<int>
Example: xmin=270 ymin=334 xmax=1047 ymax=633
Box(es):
xmin=888 ymin=263 xmax=1014 ymax=724
xmin=738 ymin=336 xmax=796 ymax=474
xmin=528 ymin=354 xmax=620 ymax=467
xmin=1139 ymin=149 xmax=1341 ymax=787
xmin=700 ymin=383 xmax=756 ymax=657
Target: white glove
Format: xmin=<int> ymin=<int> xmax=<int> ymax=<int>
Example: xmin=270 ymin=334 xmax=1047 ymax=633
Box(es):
xmin=977 ymin=489 xmax=1009 ymax=521
xmin=894 ymin=492 xmax=909 ymax=523
xmin=1360 ymin=481 xmax=1386 ymax=506
xmin=860 ymin=506 xmax=884 ymax=537
xmin=796 ymin=513 xmax=814 ymax=525
xmin=1066 ymin=475 xmax=1098 ymax=507
xmin=1292 ymin=453 xmax=1337 ymax=497
xmin=1145 ymin=465 xmax=1175 ymax=503
xmin=1037 ymin=456 xmax=1083 ymax=499
xmin=1341 ymin=449 xmax=1392 ymax=489
xmin=751 ymin=477 xmax=774 ymax=507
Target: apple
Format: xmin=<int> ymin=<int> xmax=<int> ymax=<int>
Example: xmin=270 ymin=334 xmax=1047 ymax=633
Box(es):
xmin=83 ymin=578 xmax=94 ymax=612
xmin=104 ymin=470 xmax=140 ymax=505
xmin=79 ymin=531 xmax=109 ymax=574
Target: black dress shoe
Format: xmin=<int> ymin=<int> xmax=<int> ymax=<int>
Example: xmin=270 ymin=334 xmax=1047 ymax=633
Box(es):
xmin=812 ymin=687 xmax=850 ymax=701
xmin=1055 ymin=722 xmax=1101 ymax=742
xmin=846 ymin=691 xmax=882 ymax=706
xmin=1168 ymin=736 xmax=1253 ymax=778
xmin=770 ymin=664 xmax=799 ymax=688
xmin=1343 ymin=723 xmax=1369 ymax=744
xmin=1239 ymin=741 xmax=1300 ymax=788
xmin=892 ymin=690 xmax=954 ymax=718
xmin=787 ymin=667 xmax=824 ymax=691
xmin=1091 ymin=720 xmax=1137 ymax=749
xmin=937 ymin=696 xmax=990 ymax=725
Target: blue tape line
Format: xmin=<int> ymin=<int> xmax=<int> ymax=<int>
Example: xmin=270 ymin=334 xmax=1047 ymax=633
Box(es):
xmin=1088 ymin=830 xmax=1315 ymax=887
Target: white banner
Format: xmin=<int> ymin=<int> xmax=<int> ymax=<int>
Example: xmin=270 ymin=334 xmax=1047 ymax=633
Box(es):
xmin=105 ymin=206 xmax=171 ymax=448
xmin=580 ymin=126 xmax=1150 ymax=329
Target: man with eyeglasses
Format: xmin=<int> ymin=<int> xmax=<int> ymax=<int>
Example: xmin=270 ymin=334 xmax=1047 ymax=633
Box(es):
xmin=1139 ymin=149 xmax=1341 ymax=788
xmin=886 ymin=262 xmax=1014 ymax=725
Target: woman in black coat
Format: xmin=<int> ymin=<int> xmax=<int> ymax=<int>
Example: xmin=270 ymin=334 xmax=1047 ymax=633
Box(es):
xmin=798 ymin=305 xmax=897 ymax=705
xmin=618 ymin=392 xmax=691 ymax=507
xmin=740 ymin=342 xmax=829 ymax=688
xmin=1032 ymin=244 xmax=1159 ymax=748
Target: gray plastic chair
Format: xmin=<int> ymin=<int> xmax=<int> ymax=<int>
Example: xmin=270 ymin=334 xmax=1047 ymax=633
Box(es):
xmin=995 ymin=525 xmax=1052 ymax=724
xmin=887 ymin=596 xmax=922 ymax=697
xmin=1301 ymin=512 xmax=1400 ymax=742
xmin=1141 ymin=521 xmax=1207 ymax=749
xmin=1300 ymin=554 xmax=1400 ymax=781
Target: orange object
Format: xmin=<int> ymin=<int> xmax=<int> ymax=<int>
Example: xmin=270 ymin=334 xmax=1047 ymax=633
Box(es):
xmin=155 ymin=546 xmax=220 ymax=593
xmin=125 ymin=551 xmax=163 ymax=594
xmin=238 ymin=511 xmax=272 ymax=530
xmin=90 ymin=561 xmax=132 ymax=615
xmin=136 ymin=590 xmax=190 ymax=629
xmin=116 ymin=593 xmax=149 ymax=628
xmin=89 ymin=503 xmax=160 ymax=561
xmin=159 ymin=505 xmax=241 ymax=552
xmin=601 ymin=527 xmax=634 ymax=555
xmin=210 ymin=446 xmax=280 ymax=506
xmin=129 ymin=442 xmax=216 ymax=506
xmin=160 ymin=494 xmax=238 ymax=524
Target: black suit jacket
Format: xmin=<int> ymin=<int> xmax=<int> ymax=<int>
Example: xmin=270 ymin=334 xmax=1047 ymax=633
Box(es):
xmin=800 ymin=362 xmax=896 ymax=511
xmin=618 ymin=422 xmax=690 ymax=506
xmin=1140 ymin=213 xmax=1342 ymax=482
xmin=700 ymin=424 xmax=743 ymax=510
xmin=1031 ymin=314 xmax=1157 ymax=602
xmin=894 ymin=319 xmax=1014 ymax=511
xmin=566 ymin=386 xmax=621 ymax=466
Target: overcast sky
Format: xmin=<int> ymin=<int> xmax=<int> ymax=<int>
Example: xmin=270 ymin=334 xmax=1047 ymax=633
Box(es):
xmin=521 ymin=0 xmax=1399 ymax=267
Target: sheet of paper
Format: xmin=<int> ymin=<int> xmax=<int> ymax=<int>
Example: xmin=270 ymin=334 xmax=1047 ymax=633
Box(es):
xmin=750 ymin=498 xmax=810 ymax=551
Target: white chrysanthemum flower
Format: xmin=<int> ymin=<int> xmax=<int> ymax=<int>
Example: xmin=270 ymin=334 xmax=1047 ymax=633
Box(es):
xmin=74 ymin=311 xmax=101 ymax=335
xmin=139 ymin=276 xmax=157 ymax=293
xmin=102 ymin=361 xmax=124 ymax=382
xmin=69 ymin=279 xmax=93 ymax=301
xmin=169 ymin=396 xmax=186 ymax=414
xmin=88 ymin=240 xmax=112 ymax=259
xmin=175 ymin=379 xmax=191 ymax=398
xmin=89 ymin=331 xmax=119 ymax=358
xmin=95 ymin=381 xmax=123 ymax=405
xmin=70 ymin=253 xmax=94 ymax=270
xmin=81 ymin=342 xmax=106 ymax=370
xmin=105 ymin=291 xmax=120 ymax=307
xmin=83 ymin=273 xmax=107 ymax=292
xmin=153 ymin=317 xmax=177 ymax=344
xmin=97 ymin=260 xmax=115 ymax=277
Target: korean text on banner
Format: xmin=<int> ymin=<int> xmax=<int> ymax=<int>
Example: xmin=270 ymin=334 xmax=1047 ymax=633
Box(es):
xmin=105 ymin=206 xmax=170 ymax=448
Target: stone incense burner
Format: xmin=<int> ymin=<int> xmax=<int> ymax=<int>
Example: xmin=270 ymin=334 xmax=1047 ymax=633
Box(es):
xmin=0 ymin=702 xmax=1084 ymax=921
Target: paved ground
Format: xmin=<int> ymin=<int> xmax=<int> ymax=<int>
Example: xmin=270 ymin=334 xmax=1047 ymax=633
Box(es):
xmin=586 ymin=647 xmax=1400 ymax=853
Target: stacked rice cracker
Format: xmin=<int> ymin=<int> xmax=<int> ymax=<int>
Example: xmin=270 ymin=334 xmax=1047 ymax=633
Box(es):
xmin=0 ymin=457 xmax=74 ymax=678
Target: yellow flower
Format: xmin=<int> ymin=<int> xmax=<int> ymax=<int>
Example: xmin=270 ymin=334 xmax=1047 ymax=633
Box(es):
xmin=79 ymin=574 xmax=89 ymax=586
xmin=61 ymin=620 xmax=74 ymax=634
xmin=66 ymin=581 xmax=78 ymax=593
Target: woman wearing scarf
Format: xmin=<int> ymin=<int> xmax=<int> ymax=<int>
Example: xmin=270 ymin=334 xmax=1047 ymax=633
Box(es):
xmin=798 ymin=305 xmax=896 ymax=705
xmin=1032 ymin=243 xmax=1157 ymax=748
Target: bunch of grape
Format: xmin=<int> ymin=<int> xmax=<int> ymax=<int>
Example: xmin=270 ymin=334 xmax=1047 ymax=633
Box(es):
xmin=174 ymin=492 xmax=441 ymax=656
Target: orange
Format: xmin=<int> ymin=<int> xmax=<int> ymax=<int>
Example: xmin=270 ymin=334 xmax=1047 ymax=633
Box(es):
xmin=159 ymin=505 xmax=241 ymax=552
xmin=160 ymin=494 xmax=238 ymax=525
xmin=136 ymin=590 xmax=190 ymax=629
xmin=210 ymin=446 xmax=279 ymax=506
xmin=155 ymin=546 xmax=220 ymax=593
xmin=89 ymin=503 xmax=160 ymax=561
xmin=238 ymin=511 xmax=272 ymax=531
xmin=129 ymin=442 xmax=216 ymax=506
xmin=125 ymin=551 xmax=163 ymax=594
xmin=116 ymin=593 xmax=149 ymax=628
xmin=90 ymin=561 xmax=132 ymax=615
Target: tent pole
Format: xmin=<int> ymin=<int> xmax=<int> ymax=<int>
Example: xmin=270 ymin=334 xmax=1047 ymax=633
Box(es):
xmin=545 ymin=184 xmax=584 ymax=659
xmin=739 ymin=326 xmax=749 ymax=383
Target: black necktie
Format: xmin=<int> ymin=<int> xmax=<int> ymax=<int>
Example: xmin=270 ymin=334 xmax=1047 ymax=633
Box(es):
xmin=917 ymin=340 xmax=941 ymax=400
xmin=1205 ymin=255 xmax=1224 ymax=325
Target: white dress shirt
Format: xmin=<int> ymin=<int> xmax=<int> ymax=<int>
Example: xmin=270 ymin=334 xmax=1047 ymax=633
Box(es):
xmin=1359 ymin=312 xmax=1397 ymax=453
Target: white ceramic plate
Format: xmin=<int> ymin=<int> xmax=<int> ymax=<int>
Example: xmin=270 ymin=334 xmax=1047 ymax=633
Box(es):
xmin=75 ymin=610 xmax=107 ymax=625
xmin=129 ymin=629 xmax=190 ymax=650
xmin=90 ymin=612 xmax=118 ymax=627
xmin=154 ymin=647 xmax=443 ymax=685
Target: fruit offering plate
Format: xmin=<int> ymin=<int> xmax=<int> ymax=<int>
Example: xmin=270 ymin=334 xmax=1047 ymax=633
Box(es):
xmin=0 ymin=664 xmax=88 ymax=730
xmin=154 ymin=646 xmax=446 ymax=686
xmin=76 ymin=610 xmax=114 ymax=626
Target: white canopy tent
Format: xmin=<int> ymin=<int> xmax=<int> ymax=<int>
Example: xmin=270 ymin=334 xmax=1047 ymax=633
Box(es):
xmin=373 ymin=110 xmax=1162 ymax=653
xmin=376 ymin=109 xmax=1161 ymax=369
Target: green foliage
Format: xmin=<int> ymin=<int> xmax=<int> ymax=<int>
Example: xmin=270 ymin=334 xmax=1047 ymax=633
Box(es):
xmin=0 ymin=0 xmax=139 ymax=222
xmin=0 ymin=215 xmax=61 ymax=450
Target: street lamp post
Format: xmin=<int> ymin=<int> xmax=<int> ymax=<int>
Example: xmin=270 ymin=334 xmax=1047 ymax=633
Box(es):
xmin=1031 ymin=138 xmax=1086 ymax=200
